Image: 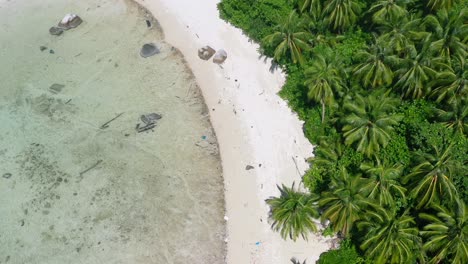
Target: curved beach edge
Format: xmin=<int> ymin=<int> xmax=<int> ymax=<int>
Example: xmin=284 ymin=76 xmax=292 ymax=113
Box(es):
xmin=133 ymin=0 xmax=333 ymax=263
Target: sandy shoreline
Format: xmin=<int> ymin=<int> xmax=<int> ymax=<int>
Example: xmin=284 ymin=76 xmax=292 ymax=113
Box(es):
xmin=136 ymin=0 xmax=332 ymax=263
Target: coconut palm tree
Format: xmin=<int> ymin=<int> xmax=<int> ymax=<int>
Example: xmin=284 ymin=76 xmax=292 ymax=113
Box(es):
xmin=353 ymin=39 xmax=397 ymax=89
xmin=394 ymin=39 xmax=440 ymax=99
xmin=368 ymin=0 xmax=410 ymax=24
xmin=322 ymin=0 xmax=362 ymax=32
xmin=423 ymin=8 xmax=468 ymax=60
xmin=262 ymin=11 xmax=312 ymax=65
xmin=426 ymin=0 xmax=460 ymax=11
xmin=436 ymin=98 xmax=468 ymax=136
xmin=360 ymin=159 xmax=407 ymax=207
xmin=266 ymin=183 xmax=320 ymax=241
xmin=341 ymin=91 xmax=402 ymax=157
xmin=358 ymin=207 xmax=421 ymax=263
xmin=419 ymin=199 xmax=468 ymax=264
xmin=377 ymin=16 xmax=427 ymax=56
xmin=298 ymin=0 xmax=322 ymax=20
xmin=319 ymin=167 xmax=374 ymax=236
xmin=304 ymin=49 xmax=346 ymax=122
xmin=430 ymin=54 xmax=468 ymax=103
xmin=402 ymin=144 xmax=459 ymax=208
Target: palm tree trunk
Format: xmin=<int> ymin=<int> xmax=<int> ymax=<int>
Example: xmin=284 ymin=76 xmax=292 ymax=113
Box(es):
xmin=321 ymin=99 xmax=326 ymax=123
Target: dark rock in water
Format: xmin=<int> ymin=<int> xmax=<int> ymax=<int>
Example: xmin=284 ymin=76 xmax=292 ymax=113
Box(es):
xmin=245 ymin=165 xmax=255 ymax=170
xmin=198 ymin=46 xmax=216 ymax=60
xmin=146 ymin=20 xmax=151 ymax=28
xmin=140 ymin=43 xmax=160 ymax=58
xmin=140 ymin=113 xmax=162 ymax=124
xmin=49 ymin=83 xmax=65 ymax=94
xmin=49 ymin=49 xmax=55 ymax=54
xmin=58 ymin=14 xmax=83 ymax=30
xmin=40 ymin=46 xmax=47 ymax=52
xmin=213 ymin=49 xmax=227 ymax=64
xmin=49 ymin=26 xmax=64 ymax=36
xmin=2 ymin=172 xmax=12 ymax=179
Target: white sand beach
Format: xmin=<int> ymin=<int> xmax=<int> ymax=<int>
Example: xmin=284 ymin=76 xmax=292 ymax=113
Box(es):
xmin=135 ymin=0 xmax=333 ymax=263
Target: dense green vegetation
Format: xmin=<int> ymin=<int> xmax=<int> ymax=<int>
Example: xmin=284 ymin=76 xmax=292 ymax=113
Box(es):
xmin=219 ymin=0 xmax=468 ymax=263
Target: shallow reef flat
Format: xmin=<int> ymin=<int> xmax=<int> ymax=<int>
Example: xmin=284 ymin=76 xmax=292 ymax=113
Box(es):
xmin=0 ymin=0 xmax=225 ymax=263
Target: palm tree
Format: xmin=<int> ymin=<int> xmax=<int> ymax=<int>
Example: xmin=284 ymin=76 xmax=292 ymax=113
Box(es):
xmin=436 ymin=98 xmax=468 ymax=136
xmin=360 ymin=159 xmax=407 ymax=207
xmin=304 ymin=49 xmax=346 ymax=122
xmin=368 ymin=0 xmax=409 ymax=24
xmin=322 ymin=0 xmax=362 ymax=32
xmin=319 ymin=167 xmax=373 ymax=236
xmin=341 ymin=91 xmax=402 ymax=157
xmin=402 ymin=144 xmax=459 ymax=208
xmin=262 ymin=11 xmax=312 ymax=65
xmin=419 ymin=199 xmax=468 ymax=264
xmin=430 ymin=54 xmax=468 ymax=103
xmin=394 ymin=39 xmax=440 ymax=99
xmin=266 ymin=183 xmax=320 ymax=241
xmin=353 ymin=40 xmax=397 ymax=89
xmin=423 ymin=8 xmax=468 ymax=60
xmin=426 ymin=0 xmax=460 ymax=11
xmin=298 ymin=0 xmax=322 ymax=20
xmin=377 ymin=16 xmax=427 ymax=56
xmin=358 ymin=207 xmax=421 ymax=263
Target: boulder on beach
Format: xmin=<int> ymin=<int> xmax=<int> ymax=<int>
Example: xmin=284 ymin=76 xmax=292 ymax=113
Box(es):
xmin=58 ymin=14 xmax=83 ymax=30
xmin=140 ymin=43 xmax=160 ymax=58
xmin=213 ymin=49 xmax=227 ymax=64
xmin=198 ymin=46 xmax=215 ymax=60
xmin=49 ymin=26 xmax=64 ymax=36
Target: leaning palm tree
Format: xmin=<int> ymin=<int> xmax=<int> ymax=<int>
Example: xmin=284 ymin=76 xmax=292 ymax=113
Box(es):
xmin=358 ymin=207 xmax=421 ymax=264
xmin=304 ymin=49 xmax=347 ymax=122
xmin=360 ymin=158 xmax=407 ymax=207
xmin=430 ymin=54 xmax=468 ymax=103
xmin=322 ymin=0 xmax=362 ymax=32
xmin=266 ymin=183 xmax=319 ymax=241
xmin=353 ymin=39 xmax=397 ymax=89
xmin=402 ymin=144 xmax=459 ymax=208
xmin=368 ymin=0 xmax=410 ymax=24
xmin=341 ymin=91 xmax=402 ymax=157
xmin=319 ymin=167 xmax=373 ymax=236
xmin=436 ymin=97 xmax=468 ymax=136
xmin=419 ymin=198 xmax=468 ymax=264
xmin=423 ymin=8 xmax=468 ymax=60
xmin=262 ymin=11 xmax=312 ymax=65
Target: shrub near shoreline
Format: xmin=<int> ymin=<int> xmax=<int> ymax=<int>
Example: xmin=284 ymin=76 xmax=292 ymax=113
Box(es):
xmin=219 ymin=0 xmax=468 ymax=263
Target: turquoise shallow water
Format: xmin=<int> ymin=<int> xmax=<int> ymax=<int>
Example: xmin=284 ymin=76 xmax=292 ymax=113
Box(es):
xmin=0 ymin=0 xmax=225 ymax=263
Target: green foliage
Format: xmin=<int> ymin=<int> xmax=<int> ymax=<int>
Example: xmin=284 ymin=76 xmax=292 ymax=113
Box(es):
xmin=377 ymin=133 xmax=410 ymax=166
xmin=219 ymin=0 xmax=468 ymax=262
xmin=332 ymin=29 xmax=369 ymax=66
xmin=218 ymin=0 xmax=293 ymax=43
xmin=318 ymin=239 xmax=366 ymax=264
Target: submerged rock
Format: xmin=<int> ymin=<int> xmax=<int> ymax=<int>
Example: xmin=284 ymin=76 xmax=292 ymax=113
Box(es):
xmin=140 ymin=113 xmax=162 ymax=125
xmin=58 ymin=14 xmax=83 ymax=30
xmin=213 ymin=49 xmax=227 ymax=64
xmin=140 ymin=43 xmax=160 ymax=58
xmin=49 ymin=26 xmax=64 ymax=36
xmin=198 ymin=46 xmax=216 ymax=60
xmin=49 ymin=83 xmax=65 ymax=94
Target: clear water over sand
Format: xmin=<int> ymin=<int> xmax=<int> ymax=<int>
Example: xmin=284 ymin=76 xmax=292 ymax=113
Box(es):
xmin=0 ymin=0 xmax=225 ymax=263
